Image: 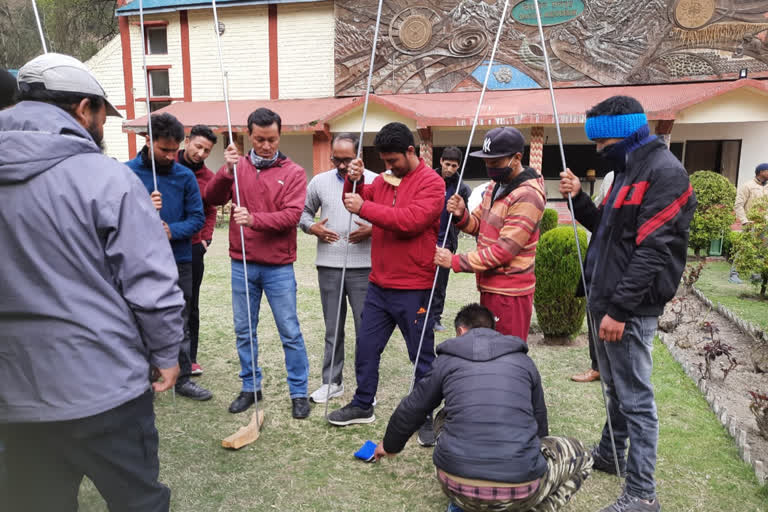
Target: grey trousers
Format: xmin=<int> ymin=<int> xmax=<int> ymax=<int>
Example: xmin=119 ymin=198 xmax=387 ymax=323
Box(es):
xmin=317 ymin=266 xmax=370 ymax=385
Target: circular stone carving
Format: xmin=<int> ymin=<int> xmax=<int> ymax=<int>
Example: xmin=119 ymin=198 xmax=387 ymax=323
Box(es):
xmin=448 ymin=27 xmax=489 ymax=58
xmin=675 ymin=0 xmax=716 ymax=29
xmin=389 ymin=7 xmax=441 ymax=55
xmin=400 ymin=15 xmax=432 ymax=50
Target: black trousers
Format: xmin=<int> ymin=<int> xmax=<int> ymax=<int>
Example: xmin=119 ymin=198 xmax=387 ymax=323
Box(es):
xmin=177 ymin=262 xmax=193 ymax=383
xmin=587 ymin=314 xmax=599 ymax=372
xmin=190 ymin=243 xmax=206 ymax=363
xmin=1 ymin=392 xmax=170 ymax=512
xmin=431 ymin=246 xmax=455 ymax=325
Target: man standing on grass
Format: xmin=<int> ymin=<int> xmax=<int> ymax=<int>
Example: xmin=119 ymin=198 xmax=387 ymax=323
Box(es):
xmin=126 ymin=113 xmax=213 ymax=403
xmin=327 ymin=122 xmax=445 ymax=448
xmin=434 ymin=127 xmax=546 ymax=341
xmin=560 ymin=95 xmax=696 ymax=512
xmin=730 ymin=163 xmax=768 ymax=283
xmin=431 ymin=146 xmax=471 ymax=332
xmin=177 ymin=124 xmax=219 ymax=376
xmin=206 ymin=107 xmax=311 ymax=420
xmin=300 ymin=133 xmax=376 ymax=404
xmin=1 ymin=53 xmax=181 ymax=511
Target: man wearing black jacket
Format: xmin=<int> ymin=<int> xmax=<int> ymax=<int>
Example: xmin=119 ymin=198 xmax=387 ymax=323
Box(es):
xmin=431 ymin=147 xmax=471 ymax=332
xmin=560 ymin=96 xmax=696 ymax=512
xmin=374 ymin=304 xmax=592 ymax=512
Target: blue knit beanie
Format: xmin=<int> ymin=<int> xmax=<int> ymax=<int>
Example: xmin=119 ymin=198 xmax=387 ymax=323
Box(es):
xmin=585 ymin=113 xmax=649 ymax=140
xmin=756 ymin=163 xmax=768 ymax=174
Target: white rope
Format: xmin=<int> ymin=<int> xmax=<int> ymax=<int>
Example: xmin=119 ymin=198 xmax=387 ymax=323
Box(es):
xmin=211 ymin=0 xmax=258 ymax=418
xmin=530 ymin=0 xmax=621 ymax=477
xmin=138 ymin=0 xmax=159 ymax=192
xmin=324 ymin=0 xmax=385 ymax=420
xmin=30 ymin=0 xmax=47 ymax=53
xmin=409 ymin=0 xmax=511 ymax=394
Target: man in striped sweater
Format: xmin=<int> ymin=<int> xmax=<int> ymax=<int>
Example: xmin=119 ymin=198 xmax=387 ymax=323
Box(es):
xmin=434 ymin=127 xmax=545 ymax=341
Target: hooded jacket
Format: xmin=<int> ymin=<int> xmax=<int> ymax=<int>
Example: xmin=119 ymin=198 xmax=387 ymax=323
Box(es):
xmin=383 ymin=327 xmax=548 ymax=483
xmin=177 ymin=150 xmax=217 ymax=246
xmin=436 ymin=167 xmax=471 ymax=252
xmin=452 ymin=168 xmax=546 ymax=296
xmin=0 ymin=101 xmax=184 ymax=423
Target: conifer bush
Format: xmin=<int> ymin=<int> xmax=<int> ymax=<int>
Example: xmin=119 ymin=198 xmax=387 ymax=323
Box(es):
xmin=540 ymin=208 xmax=559 ymax=235
xmin=534 ymin=226 xmax=588 ymax=340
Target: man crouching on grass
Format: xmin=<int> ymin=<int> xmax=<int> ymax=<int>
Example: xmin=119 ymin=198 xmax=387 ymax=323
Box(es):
xmin=373 ymin=304 xmax=592 ymax=512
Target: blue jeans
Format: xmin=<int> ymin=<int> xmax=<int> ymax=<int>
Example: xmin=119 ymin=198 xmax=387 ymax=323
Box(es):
xmin=593 ymin=312 xmax=659 ymax=501
xmin=231 ymin=260 xmax=309 ymax=398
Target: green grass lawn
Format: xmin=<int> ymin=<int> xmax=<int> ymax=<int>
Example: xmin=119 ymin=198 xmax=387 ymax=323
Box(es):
xmin=696 ymin=260 xmax=768 ymax=331
xmin=78 ymin=231 xmax=767 ymax=511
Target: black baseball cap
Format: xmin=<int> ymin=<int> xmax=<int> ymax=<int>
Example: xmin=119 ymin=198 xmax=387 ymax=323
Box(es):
xmin=470 ymin=127 xmax=525 ymax=159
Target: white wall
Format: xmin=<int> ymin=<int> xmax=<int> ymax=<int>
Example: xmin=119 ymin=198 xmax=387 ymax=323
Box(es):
xmin=128 ymin=13 xmax=185 ymax=100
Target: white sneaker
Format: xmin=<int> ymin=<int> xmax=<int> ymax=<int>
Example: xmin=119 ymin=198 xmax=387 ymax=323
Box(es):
xmin=310 ymin=383 xmax=344 ymax=403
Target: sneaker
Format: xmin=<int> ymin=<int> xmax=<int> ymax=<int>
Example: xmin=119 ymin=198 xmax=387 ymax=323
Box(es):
xmin=434 ymin=322 xmax=446 ymax=332
xmin=310 ymin=383 xmax=344 ymax=403
xmin=327 ymin=402 xmax=375 ymax=426
xmin=417 ymin=417 xmax=435 ymax=447
xmin=591 ymin=446 xmax=627 ymax=477
xmin=292 ymin=397 xmax=311 ymax=419
xmin=599 ymin=490 xmax=660 ymax=512
xmin=190 ymin=363 xmax=203 ymax=376
xmin=728 ymin=275 xmax=743 ymax=284
xmin=175 ymin=380 xmax=213 ymax=401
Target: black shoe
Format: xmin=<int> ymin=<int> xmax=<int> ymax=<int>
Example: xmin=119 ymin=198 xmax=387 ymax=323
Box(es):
xmin=591 ymin=446 xmax=627 ymax=477
xmin=175 ymin=380 xmax=213 ymax=401
xmin=292 ymin=397 xmax=311 ymax=419
xmin=417 ymin=417 xmax=435 ymax=447
xmin=327 ymin=402 xmax=375 ymax=426
xmin=228 ymin=391 xmax=262 ymax=413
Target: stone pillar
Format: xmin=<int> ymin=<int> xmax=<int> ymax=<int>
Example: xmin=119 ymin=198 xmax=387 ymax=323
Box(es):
xmin=655 ymin=120 xmax=674 ymax=148
xmin=418 ymin=127 xmax=433 ymax=168
xmin=312 ymin=125 xmax=332 ymax=176
xmin=529 ymin=126 xmax=544 ymax=172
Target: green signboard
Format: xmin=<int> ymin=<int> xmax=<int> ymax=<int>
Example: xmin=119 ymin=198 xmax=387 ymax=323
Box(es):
xmin=512 ymin=0 xmax=584 ymax=26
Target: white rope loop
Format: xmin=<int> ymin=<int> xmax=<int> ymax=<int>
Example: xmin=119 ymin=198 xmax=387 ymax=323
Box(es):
xmin=324 ymin=0 xmax=385 ymax=420
xmin=30 ymin=0 xmax=47 ymax=53
xmin=138 ymin=0 xmax=159 ymax=192
xmin=210 ymin=0 xmax=259 ymax=417
xmin=530 ymin=0 xmax=621 ymax=477
xmin=408 ymin=0 xmax=512 ymax=394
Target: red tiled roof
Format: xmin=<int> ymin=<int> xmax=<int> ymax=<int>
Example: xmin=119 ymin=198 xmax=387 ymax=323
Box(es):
xmin=123 ymin=79 xmax=768 ymax=133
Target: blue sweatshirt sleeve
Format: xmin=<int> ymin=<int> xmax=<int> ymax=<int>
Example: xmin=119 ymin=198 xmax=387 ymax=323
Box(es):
xmin=168 ymin=172 xmax=205 ymax=240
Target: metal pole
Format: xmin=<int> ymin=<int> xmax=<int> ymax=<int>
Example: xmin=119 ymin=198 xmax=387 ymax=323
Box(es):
xmin=30 ymin=0 xmax=47 ymax=53
xmin=138 ymin=0 xmax=159 ymax=192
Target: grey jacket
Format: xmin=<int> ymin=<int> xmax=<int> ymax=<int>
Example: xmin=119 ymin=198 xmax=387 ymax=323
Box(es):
xmin=0 ymin=101 xmax=184 ymax=423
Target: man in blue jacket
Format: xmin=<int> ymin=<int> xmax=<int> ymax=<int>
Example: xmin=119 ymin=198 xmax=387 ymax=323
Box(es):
xmin=126 ymin=112 xmax=211 ymax=401
xmin=374 ymin=304 xmax=592 ymax=512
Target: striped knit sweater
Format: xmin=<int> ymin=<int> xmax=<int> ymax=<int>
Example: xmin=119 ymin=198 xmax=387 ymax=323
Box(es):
xmin=451 ymin=167 xmax=546 ymax=297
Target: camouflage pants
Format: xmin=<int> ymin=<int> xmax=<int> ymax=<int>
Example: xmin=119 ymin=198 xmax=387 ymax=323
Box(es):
xmin=435 ymin=413 xmax=592 ymax=512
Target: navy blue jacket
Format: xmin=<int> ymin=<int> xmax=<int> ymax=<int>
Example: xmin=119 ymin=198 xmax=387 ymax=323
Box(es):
xmin=126 ymin=148 xmax=205 ymax=264
xmin=382 ymin=327 xmax=548 ymax=483
xmin=436 ymin=168 xmax=471 ymax=252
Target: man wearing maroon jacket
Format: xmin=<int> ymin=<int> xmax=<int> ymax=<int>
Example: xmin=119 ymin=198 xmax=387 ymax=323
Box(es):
xmin=205 ymin=108 xmax=311 ymax=420
xmin=177 ymin=124 xmax=218 ymax=376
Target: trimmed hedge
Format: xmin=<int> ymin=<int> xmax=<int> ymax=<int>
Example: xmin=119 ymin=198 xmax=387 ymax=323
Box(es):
xmin=689 ymin=171 xmax=736 ymax=256
xmin=534 ymin=226 xmax=588 ymax=338
xmin=540 ymin=208 xmax=559 ymax=235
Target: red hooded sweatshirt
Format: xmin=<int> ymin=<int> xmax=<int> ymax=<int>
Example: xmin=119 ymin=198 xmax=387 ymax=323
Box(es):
xmin=205 ymin=153 xmax=306 ymax=265
xmin=344 ymin=158 xmax=445 ymax=289
xmin=176 ymin=150 xmax=217 ymax=245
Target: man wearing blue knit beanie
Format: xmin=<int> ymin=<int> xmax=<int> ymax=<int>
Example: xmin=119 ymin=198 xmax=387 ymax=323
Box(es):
xmin=560 ymin=96 xmax=697 ymax=512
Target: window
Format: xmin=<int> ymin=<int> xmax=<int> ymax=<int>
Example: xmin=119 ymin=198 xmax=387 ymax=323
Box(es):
xmin=684 ymin=140 xmax=742 ymax=186
xmin=148 ymin=69 xmax=170 ymax=97
xmin=146 ymin=26 xmax=168 ymax=55
xmin=149 ymin=101 xmax=171 ymax=112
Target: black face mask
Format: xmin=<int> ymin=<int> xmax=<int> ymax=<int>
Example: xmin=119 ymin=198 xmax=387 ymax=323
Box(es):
xmin=486 ymin=158 xmax=515 ymax=183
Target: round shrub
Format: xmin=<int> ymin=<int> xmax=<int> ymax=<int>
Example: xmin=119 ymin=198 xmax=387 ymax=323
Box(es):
xmin=689 ymin=171 xmax=736 ymax=256
xmin=722 ymin=230 xmax=743 ymax=261
xmin=540 ymin=208 xmax=559 ymax=235
xmin=534 ymin=226 xmax=588 ymax=339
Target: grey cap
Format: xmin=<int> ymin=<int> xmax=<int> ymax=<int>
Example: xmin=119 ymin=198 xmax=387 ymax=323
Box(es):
xmin=17 ymin=53 xmax=121 ymax=118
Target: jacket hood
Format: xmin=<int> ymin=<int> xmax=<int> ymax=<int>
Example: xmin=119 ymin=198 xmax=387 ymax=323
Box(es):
xmin=492 ymin=166 xmax=543 ymax=202
xmin=437 ymin=327 xmax=528 ymax=362
xmin=0 ymin=101 xmax=100 ymax=184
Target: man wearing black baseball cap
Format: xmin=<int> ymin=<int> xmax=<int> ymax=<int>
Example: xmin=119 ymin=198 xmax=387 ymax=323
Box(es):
xmin=435 ymin=127 xmax=546 ymax=341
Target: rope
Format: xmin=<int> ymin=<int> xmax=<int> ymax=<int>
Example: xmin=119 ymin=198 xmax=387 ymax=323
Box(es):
xmin=30 ymin=0 xmax=47 ymax=53
xmin=138 ymin=0 xmax=159 ymax=192
xmin=408 ymin=0 xmax=512 ymax=394
xmin=530 ymin=0 xmax=621 ymax=477
xmin=324 ymin=0 xmax=385 ymax=420
xmin=210 ymin=0 xmax=259 ymax=419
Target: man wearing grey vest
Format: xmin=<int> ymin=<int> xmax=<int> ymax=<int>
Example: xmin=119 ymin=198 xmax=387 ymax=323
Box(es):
xmin=300 ymin=133 xmax=376 ymax=403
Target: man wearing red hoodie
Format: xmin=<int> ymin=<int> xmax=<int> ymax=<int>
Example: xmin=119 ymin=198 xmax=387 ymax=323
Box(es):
xmin=205 ymin=108 xmax=311 ymax=420
xmin=327 ymin=122 xmax=445 ymax=443
xmin=177 ymin=124 xmax=218 ymax=376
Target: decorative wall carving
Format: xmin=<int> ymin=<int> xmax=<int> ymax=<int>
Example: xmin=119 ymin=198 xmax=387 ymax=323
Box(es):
xmin=334 ymin=0 xmax=768 ymax=96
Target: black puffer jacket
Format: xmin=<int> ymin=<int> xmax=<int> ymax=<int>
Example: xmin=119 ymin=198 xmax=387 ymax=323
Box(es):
xmin=382 ymin=327 xmax=548 ymax=483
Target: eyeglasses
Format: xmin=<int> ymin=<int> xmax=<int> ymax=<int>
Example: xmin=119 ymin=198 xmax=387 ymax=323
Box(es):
xmin=331 ymin=157 xmax=354 ymax=166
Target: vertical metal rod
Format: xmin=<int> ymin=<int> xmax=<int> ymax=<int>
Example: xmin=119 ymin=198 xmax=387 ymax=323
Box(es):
xmin=408 ymin=0 xmax=511 ymax=394
xmin=138 ymin=0 xmax=158 ymax=192
xmin=211 ymin=0 xmax=259 ymax=419
xmin=30 ymin=0 xmax=47 ymax=53
xmin=324 ymin=0 xmax=385 ymax=420
xmin=530 ymin=0 xmax=621 ymax=477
